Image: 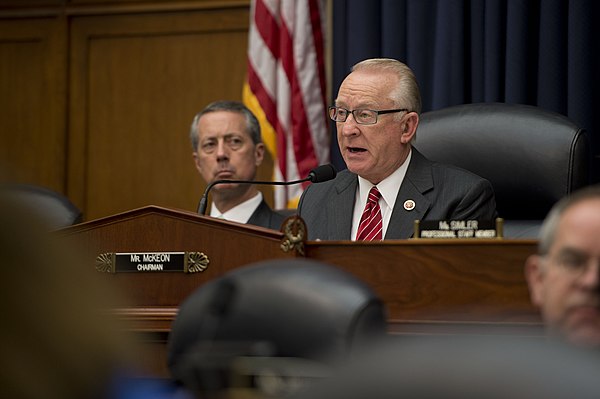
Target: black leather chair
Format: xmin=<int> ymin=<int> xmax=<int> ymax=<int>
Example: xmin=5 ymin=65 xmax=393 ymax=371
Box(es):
xmin=415 ymin=103 xmax=591 ymax=238
xmin=0 ymin=183 xmax=82 ymax=229
xmin=167 ymin=258 xmax=387 ymax=396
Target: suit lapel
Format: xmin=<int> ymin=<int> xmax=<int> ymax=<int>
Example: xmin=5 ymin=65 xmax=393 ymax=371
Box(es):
xmin=327 ymin=172 xmax=357 ymax=240
xmin=247 ymin=200 xmax=269 ymax=226
xmin=386 ymin=149 xmax=433 ymax=239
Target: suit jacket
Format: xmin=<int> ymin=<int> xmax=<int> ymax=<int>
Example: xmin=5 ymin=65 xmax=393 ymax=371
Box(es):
xmin=297 ymin=148 xmax=497 ymax=240
xmin=247 ymin=199 xmax=287 ymax=231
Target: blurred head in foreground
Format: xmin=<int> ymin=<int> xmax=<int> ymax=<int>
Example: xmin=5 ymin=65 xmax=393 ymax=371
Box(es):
xmin=525 ymin=185 xmax=600 ymax=349
xmin=0 ymin=189 xmax=132 ymax=399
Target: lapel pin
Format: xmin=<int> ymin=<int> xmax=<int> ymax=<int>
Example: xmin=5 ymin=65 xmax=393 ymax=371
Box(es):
xmin=404 ymin=199 xmax=416 ymax=211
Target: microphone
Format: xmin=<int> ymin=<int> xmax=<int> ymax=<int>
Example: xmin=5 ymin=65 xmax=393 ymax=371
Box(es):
xmin=197 ymin=164 xmax=337 ymax=215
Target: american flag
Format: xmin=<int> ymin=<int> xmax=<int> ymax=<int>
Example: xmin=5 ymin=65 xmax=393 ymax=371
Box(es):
xmin=243 ymin=0 xmax=329 ymax=208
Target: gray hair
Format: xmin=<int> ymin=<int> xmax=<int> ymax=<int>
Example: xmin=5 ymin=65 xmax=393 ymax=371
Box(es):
xmin=538 ymin=184 xmax=600 ymax=255
xmin=352 ymin=58 xmax=422 ymax=115
xmin=189 ymin=101 xmax=262 ymax=150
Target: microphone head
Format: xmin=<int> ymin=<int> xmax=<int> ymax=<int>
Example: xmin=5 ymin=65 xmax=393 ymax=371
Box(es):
xmin=308 ymin=164 xmax=337 ymax=183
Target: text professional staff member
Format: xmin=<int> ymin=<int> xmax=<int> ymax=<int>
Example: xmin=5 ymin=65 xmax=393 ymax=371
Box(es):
xmin=298 ymin=58 xmax=497 ymax=240
xmin=190 ymin=101 xmax=285 ymax=230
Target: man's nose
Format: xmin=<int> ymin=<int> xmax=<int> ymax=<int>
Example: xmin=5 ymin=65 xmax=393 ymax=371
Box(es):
xmin=341 ymin=113 xmax=360 ymax=136
xmin=216 ymin=140 xmax=229 ymax=159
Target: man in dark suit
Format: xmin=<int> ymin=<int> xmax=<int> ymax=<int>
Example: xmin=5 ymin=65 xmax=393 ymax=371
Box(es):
xmin=298 ymin=59 xmax=496 ymax=240
xmin=190 ymin=101 xmax=285 ymax=230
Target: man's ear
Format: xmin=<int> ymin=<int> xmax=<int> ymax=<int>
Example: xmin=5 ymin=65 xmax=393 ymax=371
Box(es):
xmin=255 ymin=143 xmax=265 ymax=166
xmin=525 ymin=254 xmax=545 ymax=307
xmin=400 ymin=112 xmax=419 ymax=144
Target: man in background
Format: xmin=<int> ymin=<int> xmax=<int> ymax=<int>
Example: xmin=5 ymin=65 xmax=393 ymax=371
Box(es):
xmin=190 ymin=101 xmax=285 ymax=230
xmin=298 ymin=58 xmax=496 ymax=240
xmin=525 ymin=185 xmax=600 ymax=349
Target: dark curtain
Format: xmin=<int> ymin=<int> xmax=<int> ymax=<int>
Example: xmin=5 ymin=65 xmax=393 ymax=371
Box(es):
xmin=330 ymin=0 xmax=600 ymax=182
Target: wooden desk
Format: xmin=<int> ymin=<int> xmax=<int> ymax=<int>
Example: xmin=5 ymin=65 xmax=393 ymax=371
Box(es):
xmin=306 ymin=239 xmax=541 ymax=336
xmin=59 ymin=206 xmax=541 ymax=377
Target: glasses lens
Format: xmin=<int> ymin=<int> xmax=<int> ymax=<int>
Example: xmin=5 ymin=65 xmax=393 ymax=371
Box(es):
xmin=355 ymin=109 xmax=377 ymax=124
xmin=328 ymin=107 xmax=337 ymax=121
xmin=330 ymin=107 xmax=348 ymax=122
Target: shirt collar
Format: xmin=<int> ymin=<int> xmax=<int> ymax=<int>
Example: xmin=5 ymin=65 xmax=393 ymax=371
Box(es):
xmin=357 ymin=148 xmax=412 ymax=210
xmin=210 ymin=191 xmax=263 ymax=224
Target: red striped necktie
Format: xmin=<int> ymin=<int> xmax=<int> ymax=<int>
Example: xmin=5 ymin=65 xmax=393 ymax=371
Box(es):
xmin=356 ymin=186 xmax=383 ymax=241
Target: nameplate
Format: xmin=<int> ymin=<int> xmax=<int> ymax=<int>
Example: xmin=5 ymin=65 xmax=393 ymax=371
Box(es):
xmin=415 ymin=220 xmax=500 ymax=238
xmin=95 ymin=251 xmax=209 ymax=273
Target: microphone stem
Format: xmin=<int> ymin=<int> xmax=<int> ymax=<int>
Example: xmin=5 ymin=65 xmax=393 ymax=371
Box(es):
xmin=197 ymin=177 xmax=310 ymax=215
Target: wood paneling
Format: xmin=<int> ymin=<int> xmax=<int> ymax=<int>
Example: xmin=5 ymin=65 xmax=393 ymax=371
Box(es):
xmin=67 ymin=0 xmax=239 ymax=5
xmin=68 ymin=6 xmax=254 ymax=220
xmin=0 ymin=17 xmax=67 ymax=191
xmin=0 ymin=0 xmax=63 ymax=8
xmin=1 ymin=2 xmax=258 ymax=221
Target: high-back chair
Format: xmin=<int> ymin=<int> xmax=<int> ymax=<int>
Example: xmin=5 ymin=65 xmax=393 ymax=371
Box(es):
xmin=415 ymin=103 xmax=591 ymax=237
xmin=167 ymin=258 xmax=387 ymax=396
xmin=0 ymin=183 xmax=82 ymax=229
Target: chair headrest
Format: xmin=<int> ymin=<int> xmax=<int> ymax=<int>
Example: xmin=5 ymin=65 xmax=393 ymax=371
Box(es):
xmin=416 ymin=103 xmax=591 ymax=219
xmin=0 ymin=183 xmax=82 ymax=229
xmin=167 ymin=258 xmax=387 ymax=387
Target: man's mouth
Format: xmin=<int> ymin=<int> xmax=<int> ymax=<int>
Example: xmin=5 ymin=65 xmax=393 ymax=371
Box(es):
xmin=348 ymin=147 xmax=367 ymax=153
xmin=570 ymin=305 xmax=600 ymax=317
xmin=215 ymin=170 xmax=234 ymax=179
xmin=565 ymin=304 xmax=600 ymax=325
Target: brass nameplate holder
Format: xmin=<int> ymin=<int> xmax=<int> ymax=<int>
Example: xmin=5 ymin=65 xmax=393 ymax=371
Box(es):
xmin=280 ymin=215 xmax=307 ymax=255
xmin=413 ymin=218 xmax=504 ymax=239
xmin=95 ymin=251 xmax=209 ymax=273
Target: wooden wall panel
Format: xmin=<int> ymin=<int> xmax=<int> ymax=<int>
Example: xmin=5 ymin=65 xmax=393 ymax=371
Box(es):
xmin=0 ymin=1 xmax=62 ymax=7
xmin=69 ymin=6 xmax=259 ymax=220
xmin=0 ymin=17 xmax=67 ymax=191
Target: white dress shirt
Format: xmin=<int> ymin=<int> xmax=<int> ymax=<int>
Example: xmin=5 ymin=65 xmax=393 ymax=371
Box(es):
xmin=350 ymin=149 xmax=412 ymax=240
xmin=210 ymin=191 xmax=263 ymax=224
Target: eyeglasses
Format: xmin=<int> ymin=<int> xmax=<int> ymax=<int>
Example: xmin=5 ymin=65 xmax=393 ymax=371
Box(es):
xmin=328 ymin=106 xmax=409 ymax=125
xmin=545 ymin=251 xmax=600 ymax=278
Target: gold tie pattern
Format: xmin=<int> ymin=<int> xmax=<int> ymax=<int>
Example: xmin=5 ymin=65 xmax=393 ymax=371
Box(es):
xmin=356 ymin=186 xmax=383 ymax=241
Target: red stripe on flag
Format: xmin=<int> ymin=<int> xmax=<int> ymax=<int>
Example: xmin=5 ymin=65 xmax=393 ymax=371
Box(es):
xmin=309 ymin=0 xmax=327 ymax=111
xmin=254 ymin=0 xmax=279 ymax=59
xmin=277 ymin=11 xmax=294 ymax=83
